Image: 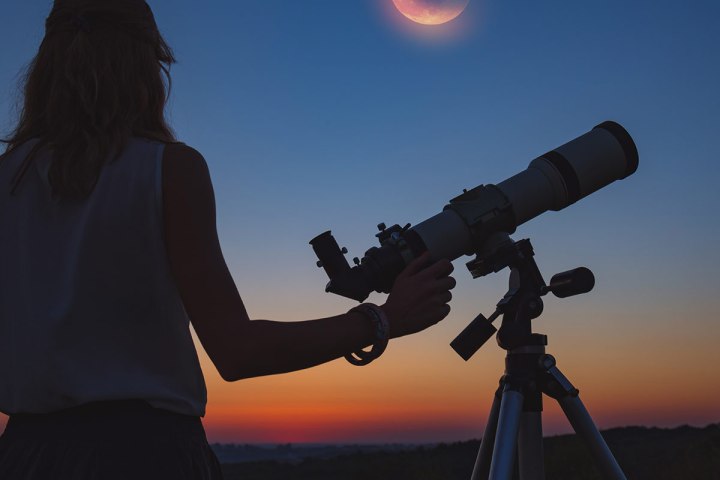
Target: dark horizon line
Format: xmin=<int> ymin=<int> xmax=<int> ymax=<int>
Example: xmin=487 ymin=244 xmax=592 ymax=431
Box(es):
xmin=208 ymin=421 xmax=720 ymax=447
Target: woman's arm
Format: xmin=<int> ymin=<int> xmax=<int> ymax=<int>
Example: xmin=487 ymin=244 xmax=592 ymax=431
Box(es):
xmin=162 ymin=143 xmax=455 ymax=382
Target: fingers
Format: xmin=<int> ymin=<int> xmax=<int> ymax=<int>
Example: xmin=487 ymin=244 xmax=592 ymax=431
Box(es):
xmin=436 ymin=276 xmax=456 ymax=292
xmin=400 ymin=253 xmax=454 ymax=280
xmin=415 ymin=274 xmax=456 ymax=297
xmin=398 ymin=251 xmax=433 ymax=278
xmin=428 ymin=304 xmax=452 ymax=324
xmin=417 ymin=292 xmax=452 ymax=322
xmin=425 ymin=289 xmax=452 ymax=323
xmin=389 ymin=253 xmax=456 ymax=335
xmin=433 ymin=291 xmax=452 ymax=305
xmin=417 ymin=258 xmax=454 ymax=280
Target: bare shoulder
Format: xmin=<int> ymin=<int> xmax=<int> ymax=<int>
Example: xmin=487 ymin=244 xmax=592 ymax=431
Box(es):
xmin=161 ymin=142 xmax=215 ymax=220
xmin=163 ymin=142 xmax=209 ymax=179
xmin=162 ymin=142 xmax=215 ymax=201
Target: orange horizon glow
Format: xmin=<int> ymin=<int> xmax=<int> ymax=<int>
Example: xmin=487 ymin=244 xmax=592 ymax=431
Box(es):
xmin=0 ymin=304 xmax=718 ymax=444
xmin=200 ymin=399 xmax=719 ymax=444
xmin=194 ymin=311 xmax=720 ymax=444
xmin=1 ymin=404 xmax=717 ymax=445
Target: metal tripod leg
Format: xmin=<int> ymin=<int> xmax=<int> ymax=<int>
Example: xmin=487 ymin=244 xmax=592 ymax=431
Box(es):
xmin=559 ymin=396 xmax=626 ymax=480
xmin=471 ymin=387 xmax=502 ymax=480
xmin=518 ymin=411 xmax=544 ymax=480
xmin=542 ymin=355 xmax=627 ymax=480
xmin=488 ymin=384 xmax=524 ymax=480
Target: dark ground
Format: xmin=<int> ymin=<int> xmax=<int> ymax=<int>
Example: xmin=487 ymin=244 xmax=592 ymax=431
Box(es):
xmin=219 ymin=423 xmax=720 ymax=480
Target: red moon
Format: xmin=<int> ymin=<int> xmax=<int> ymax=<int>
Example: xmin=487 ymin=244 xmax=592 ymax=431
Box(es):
xmin=391 ymin=0 xmax=470 ymax=25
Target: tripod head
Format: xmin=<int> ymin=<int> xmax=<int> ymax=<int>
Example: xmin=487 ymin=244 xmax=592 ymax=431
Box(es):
xmin=451 ymin=233 xmax=595 ymax=360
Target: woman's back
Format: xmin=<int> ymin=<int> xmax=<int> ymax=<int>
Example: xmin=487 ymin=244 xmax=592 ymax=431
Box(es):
xmin=0 ymin=138 xmax=206 ymax=417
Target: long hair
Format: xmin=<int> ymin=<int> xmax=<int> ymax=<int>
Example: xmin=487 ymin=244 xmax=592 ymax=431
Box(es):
xmin=2 ymin=0 xmax=176 ymax=199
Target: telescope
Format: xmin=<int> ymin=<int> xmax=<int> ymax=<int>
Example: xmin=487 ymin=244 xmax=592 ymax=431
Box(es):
xmin=311 ymin=121 xmax=638 ymax=480
xmin=310 ymin=121 xmax=638 ymax=302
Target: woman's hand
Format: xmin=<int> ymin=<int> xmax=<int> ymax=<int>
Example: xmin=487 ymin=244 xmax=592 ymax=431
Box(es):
xmin=382 ymin=252 xmax=456 ymax=339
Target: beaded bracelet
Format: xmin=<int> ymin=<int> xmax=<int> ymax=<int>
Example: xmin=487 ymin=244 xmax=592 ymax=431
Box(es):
xmin=345 ymin=303 xmax=390 ymax=366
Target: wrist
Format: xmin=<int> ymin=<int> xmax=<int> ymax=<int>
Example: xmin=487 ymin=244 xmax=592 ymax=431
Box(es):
xmin=380 ymin=303 xmax=403 ymax=339
xmin=345 ymin=303 xmax=390 ymax=366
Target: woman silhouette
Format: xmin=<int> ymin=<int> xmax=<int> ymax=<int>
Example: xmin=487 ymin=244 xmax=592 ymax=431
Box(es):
xmin=0 ymin=1 xmax=455 ymax=479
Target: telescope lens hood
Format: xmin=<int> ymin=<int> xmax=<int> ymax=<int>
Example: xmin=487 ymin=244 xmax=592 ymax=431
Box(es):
xmin=593 ymin=121 xmax=639 ymax=178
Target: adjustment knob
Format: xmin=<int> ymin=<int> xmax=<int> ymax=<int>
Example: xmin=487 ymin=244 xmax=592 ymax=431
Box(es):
xmin=377 ymin=223 xmax=386 ymax=231
xmin=547 ymin=267 xmax=595 ymax=298
xmin=341 ymin=247 xmax=348 ymax=254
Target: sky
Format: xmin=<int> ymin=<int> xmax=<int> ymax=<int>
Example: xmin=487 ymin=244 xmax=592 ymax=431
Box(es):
xmin=1 ymin=0 xmax=719 ymax=444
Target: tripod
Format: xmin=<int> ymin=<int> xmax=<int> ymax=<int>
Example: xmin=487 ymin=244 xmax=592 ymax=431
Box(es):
xmin=450 ymin=235 xmax=627 ymax=480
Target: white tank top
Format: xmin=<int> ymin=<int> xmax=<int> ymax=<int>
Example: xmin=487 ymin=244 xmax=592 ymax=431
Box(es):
xmin=0 ymin=138 xmax=207 ymax=416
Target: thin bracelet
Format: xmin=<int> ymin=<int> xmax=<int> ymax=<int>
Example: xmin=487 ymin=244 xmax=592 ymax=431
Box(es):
xmin=345 ymin=303 xmax=390 ymax=366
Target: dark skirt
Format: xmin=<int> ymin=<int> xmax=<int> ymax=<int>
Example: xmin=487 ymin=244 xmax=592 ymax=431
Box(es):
xmin=0 ymin=400 xmax=224 ymax=480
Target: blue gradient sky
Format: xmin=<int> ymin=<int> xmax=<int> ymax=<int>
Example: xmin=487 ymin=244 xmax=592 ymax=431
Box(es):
xmin=1 ymin=0 xmax=719 ymax=442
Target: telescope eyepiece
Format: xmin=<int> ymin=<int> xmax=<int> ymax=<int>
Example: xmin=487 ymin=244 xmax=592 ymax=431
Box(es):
xmin=309 ymin=231 xmax=351 ymax=278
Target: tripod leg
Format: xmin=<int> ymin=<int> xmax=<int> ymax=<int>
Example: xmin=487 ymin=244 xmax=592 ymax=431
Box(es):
xmin=471 ymin=386 xmax=502 ymax=480
xmin=559 ymin=396 xmax=627 ymax=480
xmin=518 ymin=412 xmax=544 ymax=480
xmin=541 ymin=355 xmax=626 ymax=480
xmin=489 ymin=384 xmax=524 ymax=480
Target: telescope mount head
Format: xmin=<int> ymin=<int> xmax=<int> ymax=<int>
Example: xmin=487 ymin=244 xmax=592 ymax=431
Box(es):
xmin=451 ymin=234 xmax=595 ymax=360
